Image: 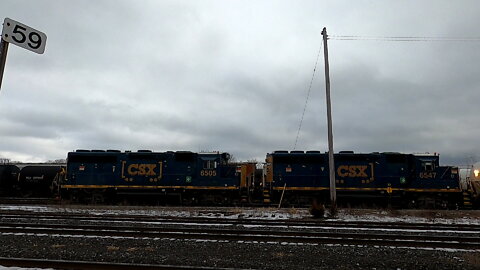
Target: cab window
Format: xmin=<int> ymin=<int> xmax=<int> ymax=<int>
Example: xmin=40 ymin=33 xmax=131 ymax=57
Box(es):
xmin=422 ymin=161 xmax=434 ymax=171
xmin=203 ymin=160 xmax=217 ymax=169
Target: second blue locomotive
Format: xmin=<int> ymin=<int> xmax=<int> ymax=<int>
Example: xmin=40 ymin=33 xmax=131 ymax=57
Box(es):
xmin=264 ymin=151 xmax=465 ymax=209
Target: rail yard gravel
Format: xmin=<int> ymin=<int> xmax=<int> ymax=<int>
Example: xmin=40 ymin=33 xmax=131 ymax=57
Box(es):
xmin=0 ymin=233 xmax=478 ymax=269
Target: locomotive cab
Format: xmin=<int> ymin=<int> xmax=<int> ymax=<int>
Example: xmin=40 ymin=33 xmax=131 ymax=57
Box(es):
xmin=407 ymin=154 xmax=462 ymax=208
xmin=410 ymin=154 xmax=460 ymax=190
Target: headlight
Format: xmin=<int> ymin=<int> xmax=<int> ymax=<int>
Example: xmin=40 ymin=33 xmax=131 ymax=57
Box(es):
xmin=474 ymin=169 xmax=479 ymax=177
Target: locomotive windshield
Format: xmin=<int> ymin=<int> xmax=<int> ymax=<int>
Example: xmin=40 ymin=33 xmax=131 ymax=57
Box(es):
xmin=422 ymin=161 xmax=435 ymax=171
xmin=202 ymin=159 xmax=218 ymax=169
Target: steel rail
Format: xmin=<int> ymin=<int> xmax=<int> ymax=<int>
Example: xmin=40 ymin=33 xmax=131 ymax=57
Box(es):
xmin=1 ymin=212 xmax=480 ymax=232
xmin=0 ymin=222 xmax=479 ymax=250
xmin=0 ymin=198 xmax=59 ymax=204
xmin=0 ymin=257 xmax=251 ymax=270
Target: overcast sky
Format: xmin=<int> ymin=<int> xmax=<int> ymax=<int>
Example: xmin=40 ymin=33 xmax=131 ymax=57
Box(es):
xmin=0 ymin=1 xmax=479 ymax=165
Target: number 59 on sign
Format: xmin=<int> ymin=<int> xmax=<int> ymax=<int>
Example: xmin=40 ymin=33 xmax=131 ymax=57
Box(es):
xmin=2 ymin=18 xmax=47 ymax=54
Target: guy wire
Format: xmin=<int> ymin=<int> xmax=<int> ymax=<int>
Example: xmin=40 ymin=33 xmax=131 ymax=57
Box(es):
xmin=293 ymin=38 xmax=323 ymax=150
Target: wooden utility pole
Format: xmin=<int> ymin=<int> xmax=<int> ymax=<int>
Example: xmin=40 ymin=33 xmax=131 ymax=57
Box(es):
xmin=322 ymin=27 xmax=337 ymax=215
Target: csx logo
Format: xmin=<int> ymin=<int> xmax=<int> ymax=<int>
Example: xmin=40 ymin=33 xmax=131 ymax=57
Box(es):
xmin=127 ymin=164 xmax=157 ymax=176
xmin=337 ymin=165 xmax=368 ymax=178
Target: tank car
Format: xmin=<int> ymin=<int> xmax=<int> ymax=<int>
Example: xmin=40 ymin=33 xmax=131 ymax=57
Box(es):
xmin=466 ymin=162 xmax=480 ymax=207
xmin=0 ymin=164 xmax=64 ymax=198
xmin=16 ymin=165 xmax=64 ymax=197
xmin=0 ymin=165 xmax=20 ymax=196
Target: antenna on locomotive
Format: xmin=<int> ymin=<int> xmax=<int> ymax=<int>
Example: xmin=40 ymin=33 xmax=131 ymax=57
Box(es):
xmin=322 ymin=27 xmax=337 ymax=217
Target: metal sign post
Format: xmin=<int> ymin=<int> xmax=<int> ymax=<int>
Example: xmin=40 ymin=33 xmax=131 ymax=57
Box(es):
xmin=0 ymin=17 xmax=47 ymax=92
xmin=0 ymin=39 xmax=8 ymax=91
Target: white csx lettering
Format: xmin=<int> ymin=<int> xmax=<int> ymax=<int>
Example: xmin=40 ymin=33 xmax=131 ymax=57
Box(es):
xmin=127 ymin=164 xmax=157 ymax=176
xmin=337 ymin=165 xmax=368 ymax=178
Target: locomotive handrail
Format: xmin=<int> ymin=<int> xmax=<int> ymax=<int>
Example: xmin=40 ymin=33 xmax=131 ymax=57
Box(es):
xmin=439 ymin=167 xmax=449 ymax=179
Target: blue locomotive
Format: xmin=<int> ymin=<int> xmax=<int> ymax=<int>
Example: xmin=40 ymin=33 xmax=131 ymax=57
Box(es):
xmin=61 ymin=150 xmax=258 ymax=204
xmin=0 ymin=149 xmax=472 ymax=209
xmin=264 ymin=151 xmax=465 ymax=209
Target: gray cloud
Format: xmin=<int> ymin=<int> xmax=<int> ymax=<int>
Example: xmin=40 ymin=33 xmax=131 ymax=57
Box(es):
xmin=0 ymin=1 xmax=479 ymax=166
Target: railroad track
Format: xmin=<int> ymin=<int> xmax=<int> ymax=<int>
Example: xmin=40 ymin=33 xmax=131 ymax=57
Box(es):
xmin=1 ymin=211 xmax=479 ymax=233
xmin=0 ymin=220 xmax=479 ymax=250
xmin=0 ymin=257 xmax=250 ymax=270
xmin=1 ymin=210 xmax=479 ymax=269
xmin=0 ymin=197 xmax=59 ymax=205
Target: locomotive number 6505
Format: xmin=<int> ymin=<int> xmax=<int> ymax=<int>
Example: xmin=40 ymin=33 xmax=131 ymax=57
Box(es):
xmin=200 ymin=170 xmax=217 ymax=177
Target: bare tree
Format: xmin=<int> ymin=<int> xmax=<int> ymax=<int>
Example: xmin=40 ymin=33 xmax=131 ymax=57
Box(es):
xmin=46 ymin=159 xmax=67 ymax=164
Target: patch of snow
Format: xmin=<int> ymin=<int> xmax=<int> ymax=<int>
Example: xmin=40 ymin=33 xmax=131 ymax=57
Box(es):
xmin=1 ymin=204 xmax=479 ymax=225
xmin=0 ymin=266 xmax=54 ymax=270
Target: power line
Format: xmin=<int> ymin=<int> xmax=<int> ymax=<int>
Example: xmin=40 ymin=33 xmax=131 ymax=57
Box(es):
xmin=329 ymin=35 xmax=480 ymax=42
xmin=293 ymin=38 xmax=323 ymax=150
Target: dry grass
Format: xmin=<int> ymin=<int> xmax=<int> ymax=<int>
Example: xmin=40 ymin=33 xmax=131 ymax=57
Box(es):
xmin=287 ymin=207 xmax=300 ymax=215
xmin=462 ymin=253 xmax=480 ymax=267
xmin=230 ymin=207 xmax=244 ymax=214
xmin=385 ymin=208 xmax=402 ymax=217
xmin=400 ymin=210 xmax=451 ymax=222
xmin=272 ymin=252 xmax=293 ymax=258
xmin=339 ymin=207 xmax=356 ymax=216
xmin=106 ymin=246 xmax=120 ymax=251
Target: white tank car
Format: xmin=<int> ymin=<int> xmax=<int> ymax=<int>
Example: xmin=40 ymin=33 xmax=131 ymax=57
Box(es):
xmin=468 ymin=162 xmax=480 ymax=198
xmin=459 ymin=168 xmax=470 ymax=191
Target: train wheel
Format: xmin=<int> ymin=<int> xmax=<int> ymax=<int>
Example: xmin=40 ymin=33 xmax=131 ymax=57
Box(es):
xmin=418 ymin=196 xmax=436 ymax=209
xmin=91 ymin=193 xmax=105 ymax=204
xmin=407 ymin=199 xmax=417 ymax=209
xmin=309 ymin=198 xmax=325 ymax=218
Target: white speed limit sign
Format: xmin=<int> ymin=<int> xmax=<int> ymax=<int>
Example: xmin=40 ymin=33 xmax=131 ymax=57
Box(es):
xmin=1 ymin=18 xmax=47 ymax=54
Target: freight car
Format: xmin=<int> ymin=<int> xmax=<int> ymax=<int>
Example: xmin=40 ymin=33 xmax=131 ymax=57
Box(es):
xmin=0 ymin=164 xmax=64 ymax=197
xmin=61 ymin=150 xmax=259 ymax=204
xmin=264 ymin=151 xmax=466 ymax=209
xmin=17 ymin=165 xmax=64 ymax=197
xmin=0 ymin=165 xmax=19 ymax=196
xmin=465 ymin=161 xmax=480 ymax=208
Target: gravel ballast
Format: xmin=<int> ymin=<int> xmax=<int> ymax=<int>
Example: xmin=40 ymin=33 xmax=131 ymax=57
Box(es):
xmin=0 ymin=233 xmax=478 ymax=269
xmin=0 ymin=206 xmax=479 ymax=269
